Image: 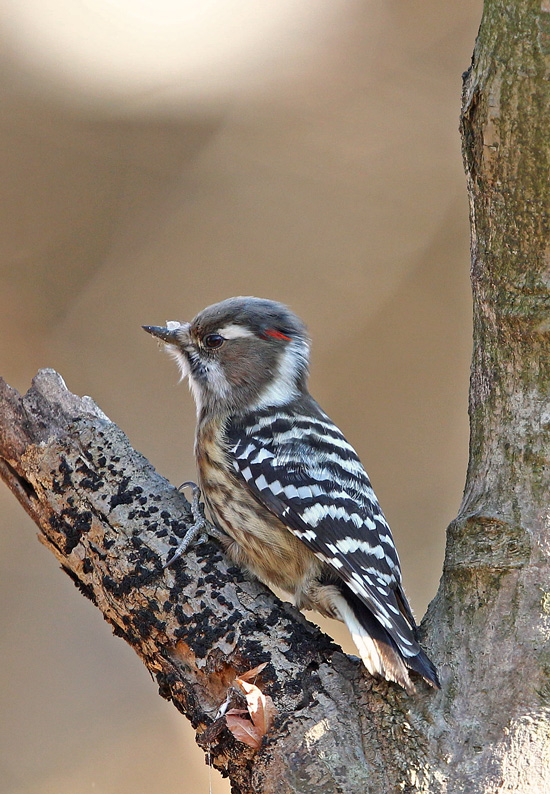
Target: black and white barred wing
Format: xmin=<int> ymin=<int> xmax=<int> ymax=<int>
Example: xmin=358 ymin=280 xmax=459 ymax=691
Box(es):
xmin=226 ymin=411 xmax=421 ymax=661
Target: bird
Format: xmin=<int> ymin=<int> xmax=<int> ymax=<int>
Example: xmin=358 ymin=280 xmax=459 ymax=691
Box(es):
xmin=143 ymin=296 xmax=439 ymax=693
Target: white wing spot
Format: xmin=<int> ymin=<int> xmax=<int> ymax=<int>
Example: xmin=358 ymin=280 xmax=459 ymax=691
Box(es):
xmin=294 ymin=528 xmax=317 ymax=542
xmin=283 ymin=484 xmax=300 ymax=499
xmin=255 ymin=474 xmax=268 ymax=490
xmin=334 ymin=537 xmax=376 ymax=555
xmin=252 ymin=447 xmax=275 ymax=463
xmin=297 ymin=485 xmax=314 ymax=499
xmin=396 ymin=634 xmax=416 ymax=656
xmin=377 ymin=613 xmax=393 ymax=630
xmin=301 ymin=504 xmax=328 ymax=526
xmin=238 ymin=443 xmax=255 ymax=460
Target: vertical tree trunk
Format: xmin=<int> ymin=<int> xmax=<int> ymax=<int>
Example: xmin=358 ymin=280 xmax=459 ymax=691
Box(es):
xmin=419 ymin=0 xmax=550 ymax=788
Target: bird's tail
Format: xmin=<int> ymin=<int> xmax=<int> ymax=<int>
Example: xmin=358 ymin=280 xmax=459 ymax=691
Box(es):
xmin=333 ymin=590 xmax=440 ymax=694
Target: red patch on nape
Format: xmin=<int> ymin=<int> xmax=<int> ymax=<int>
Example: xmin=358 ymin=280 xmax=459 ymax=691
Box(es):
xmin=264 ymin=328 xmax=291 ymax=341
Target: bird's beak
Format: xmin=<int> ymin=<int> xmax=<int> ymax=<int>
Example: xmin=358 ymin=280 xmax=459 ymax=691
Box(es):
xmin=142 ymin=324 xmax=183 ymax=344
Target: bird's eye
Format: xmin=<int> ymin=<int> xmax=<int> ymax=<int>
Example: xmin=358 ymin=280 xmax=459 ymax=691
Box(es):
xmin=203 ymin=333 xmax=225 ymax=349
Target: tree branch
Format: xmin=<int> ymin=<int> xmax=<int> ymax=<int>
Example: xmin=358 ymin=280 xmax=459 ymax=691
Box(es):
xmin=0 ymin=369 xmax=434 ymax=794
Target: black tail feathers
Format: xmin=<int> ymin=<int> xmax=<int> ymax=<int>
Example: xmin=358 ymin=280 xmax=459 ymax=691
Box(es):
xmin=341 ymin=588 xmax=440 ymax=693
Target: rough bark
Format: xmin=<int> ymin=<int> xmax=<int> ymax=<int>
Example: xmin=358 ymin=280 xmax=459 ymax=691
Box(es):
xmin=437 ymin=0 xmax=550 ymax=788
xmin=1 ymin=1 xmax=550 ymax=791
xmin=0 ymin=369 xmax=435 ymax=794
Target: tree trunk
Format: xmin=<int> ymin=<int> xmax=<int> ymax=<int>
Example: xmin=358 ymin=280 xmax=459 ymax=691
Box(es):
xmin=435 ymin=0 xmax=550 ymax=788
xmin=1 ymin=1 xmax=549 ymax=791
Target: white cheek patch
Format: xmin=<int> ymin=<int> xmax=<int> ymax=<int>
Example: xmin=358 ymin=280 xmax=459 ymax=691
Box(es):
xmin=216 ymin=324 xmax=255 ymax=340
xmin=188 ymin=374 xmax=203 ymax=414
xmin=189 ymin=358 xmax=231 ymax=414
xmin=205 ymin=358 xmax=231 ymax=400
xmin=253 ymin=339 xmax=310 ymax=409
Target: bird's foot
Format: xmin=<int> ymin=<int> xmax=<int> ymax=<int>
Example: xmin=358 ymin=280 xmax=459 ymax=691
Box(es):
xmin=163 ymin=481 xmax=225 ymax=569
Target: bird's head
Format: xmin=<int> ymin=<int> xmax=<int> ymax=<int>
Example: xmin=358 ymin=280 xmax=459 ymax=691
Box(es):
xmin=144 ymin=296 xmax=310 ymax=416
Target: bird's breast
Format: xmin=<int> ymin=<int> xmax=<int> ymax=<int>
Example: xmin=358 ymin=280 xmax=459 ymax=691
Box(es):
xmin=195 ymin=417 xmax=319 ymax=594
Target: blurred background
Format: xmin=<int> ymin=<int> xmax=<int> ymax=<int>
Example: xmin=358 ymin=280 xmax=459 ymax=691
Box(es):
xmin=0 ymin=1 xmax=481 ymax=792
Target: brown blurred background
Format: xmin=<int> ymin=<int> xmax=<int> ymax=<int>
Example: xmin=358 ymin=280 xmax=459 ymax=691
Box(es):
xmin=0 ymin=1 xmax=481 ymax=792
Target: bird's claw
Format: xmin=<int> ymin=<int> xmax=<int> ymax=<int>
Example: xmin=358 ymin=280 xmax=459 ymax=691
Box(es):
xmin=163 ymin=481 xmax=226 ymax=568
xmin=163 ymin=481 xmax=208 ymax=569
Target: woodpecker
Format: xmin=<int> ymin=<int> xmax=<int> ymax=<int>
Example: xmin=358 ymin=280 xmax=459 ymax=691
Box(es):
xmin=144 ymin=296 xmax=439 ymax=693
